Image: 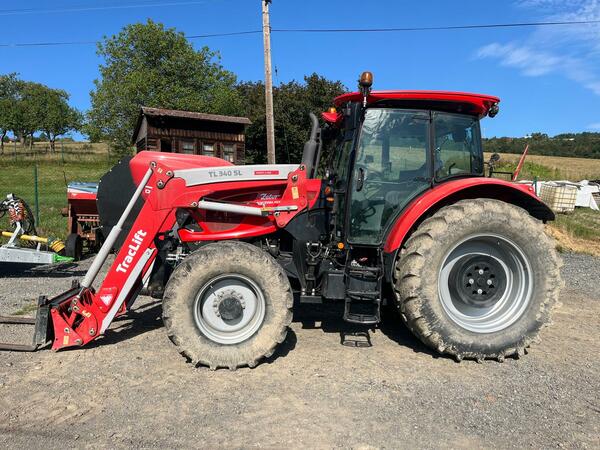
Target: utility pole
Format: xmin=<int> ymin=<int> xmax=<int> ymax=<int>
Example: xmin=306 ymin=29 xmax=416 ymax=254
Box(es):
xmin=262 ymin=0 xmax=276 ymax=164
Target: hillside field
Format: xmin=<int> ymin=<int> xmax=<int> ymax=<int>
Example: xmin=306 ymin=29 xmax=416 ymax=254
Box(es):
xmin=484 ymin=152 xmax=600 ymax=181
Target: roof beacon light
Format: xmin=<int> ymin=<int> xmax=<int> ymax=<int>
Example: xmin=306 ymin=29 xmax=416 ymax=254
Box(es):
xmin=358 ymin=71 xmax=373 ymax=107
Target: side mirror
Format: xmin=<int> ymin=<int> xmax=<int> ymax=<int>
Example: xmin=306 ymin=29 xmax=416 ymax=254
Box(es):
xmin=489 ymin=153 xmax=501 ymax=164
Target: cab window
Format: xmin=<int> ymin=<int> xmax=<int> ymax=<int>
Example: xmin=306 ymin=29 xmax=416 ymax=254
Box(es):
xmin=433 ymin=112 xmax=483 ymax=179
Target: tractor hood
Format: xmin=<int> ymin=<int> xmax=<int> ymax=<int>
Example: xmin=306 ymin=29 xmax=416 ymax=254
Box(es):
xmin=99 ymin=151 xmax=301 ymax=248
xmin=129 ymin=151 xmax=234 ymax=186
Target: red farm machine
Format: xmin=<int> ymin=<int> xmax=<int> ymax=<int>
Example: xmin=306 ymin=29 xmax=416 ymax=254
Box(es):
xmin=0 ymin=73 xmax=561 ymax=368
xmin=62 ymin=182 xmax=103 ymax=261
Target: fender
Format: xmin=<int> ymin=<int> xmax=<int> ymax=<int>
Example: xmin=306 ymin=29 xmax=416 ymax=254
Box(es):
xmin=383 ymin=177 xmax=554 ymax=255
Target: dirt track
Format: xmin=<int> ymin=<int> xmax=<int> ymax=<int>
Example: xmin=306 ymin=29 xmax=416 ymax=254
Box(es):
xmin=0 ymin=254 xmax=598 ymax=449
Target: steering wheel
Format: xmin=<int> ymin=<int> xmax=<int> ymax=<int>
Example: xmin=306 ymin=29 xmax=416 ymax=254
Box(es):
xmin=352 ymin=198 xmax=386 ymax=224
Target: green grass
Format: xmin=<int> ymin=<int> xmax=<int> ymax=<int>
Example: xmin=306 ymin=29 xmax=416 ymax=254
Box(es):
xmin=492 ymin=160 xmax=566 ymax=181
xmin=552 ymin=208 xmax=600 ymax=241
xmin=0 ymin=156 xmax=111 ymax=239
xmin=11 ymin=302 xmax=39 ymax=316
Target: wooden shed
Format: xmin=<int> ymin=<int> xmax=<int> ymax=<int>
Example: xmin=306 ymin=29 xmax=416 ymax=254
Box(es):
xmin=132 ymin=107 xmax=251 ymax=163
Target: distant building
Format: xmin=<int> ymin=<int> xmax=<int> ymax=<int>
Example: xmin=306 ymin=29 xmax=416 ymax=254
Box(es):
xmin=132 ymin=107 xmax=251 ymax=164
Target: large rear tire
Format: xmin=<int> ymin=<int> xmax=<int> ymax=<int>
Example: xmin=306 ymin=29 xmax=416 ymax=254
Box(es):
xmin=162 ymin=241 xmax=293 ymax=369
xmin=394 ymin=199 xmax=562 ymax=361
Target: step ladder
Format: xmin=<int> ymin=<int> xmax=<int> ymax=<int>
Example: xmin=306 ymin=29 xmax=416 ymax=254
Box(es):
xmin=343 ymin=264 xmax=382 ymax=325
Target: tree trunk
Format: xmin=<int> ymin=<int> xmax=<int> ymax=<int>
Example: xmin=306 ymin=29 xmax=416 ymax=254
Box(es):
xmin=29 ymin=134 xmax=34 ymax=151
xmin=0 ymin=131 xmax=6 ymax=155
xmin=50 ymin=137 xmax=56 ymax=152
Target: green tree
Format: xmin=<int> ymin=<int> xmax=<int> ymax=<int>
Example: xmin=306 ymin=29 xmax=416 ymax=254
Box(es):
xmin=12 ymin=80 xmax=48 ymax=149
xmin=39 ymin=88 xmax=82 ymax=151
xmin=239 ymin=73 xmax=347 ymax=164
xmin=483 ymin=132 xmax=600 ymax=160
xmin=0 ymin=73 xmax=19 ymax=154
xmin=86 ymin=19 xmax=242 ymax=156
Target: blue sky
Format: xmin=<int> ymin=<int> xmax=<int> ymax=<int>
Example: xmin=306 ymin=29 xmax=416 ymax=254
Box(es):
xmin=1 ymin=0 xmax=599 ymax=138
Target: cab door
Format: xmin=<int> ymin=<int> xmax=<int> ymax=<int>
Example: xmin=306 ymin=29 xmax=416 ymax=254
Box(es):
xmin=347 ymin=108 xmax=432 ymax=245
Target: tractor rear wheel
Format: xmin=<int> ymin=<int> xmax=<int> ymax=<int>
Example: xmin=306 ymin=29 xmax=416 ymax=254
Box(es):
xmin=394 ymin=199 xmax=562 ymax=361
xmin=162 ymin=241 xmax=293 ymax=369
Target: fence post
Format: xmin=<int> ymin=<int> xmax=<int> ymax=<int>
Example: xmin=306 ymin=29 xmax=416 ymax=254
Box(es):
xmin=33 ymin=164 xmax=40 ymax=226
xmin=61 ymin=141 xmax=65 ymax=163
xmin=13 ymin=140 xmax=17 ymax=162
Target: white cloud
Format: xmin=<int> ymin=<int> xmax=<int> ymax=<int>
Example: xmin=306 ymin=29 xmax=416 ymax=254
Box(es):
xmin=477 ymin=1 xmax=600 ymax=96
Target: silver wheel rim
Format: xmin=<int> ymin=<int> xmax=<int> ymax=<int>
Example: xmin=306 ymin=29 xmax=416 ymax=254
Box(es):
xmin=194 ymin=273 xmax=266 ymax=345
xmin=438 ymin=233 xmax=533 ymax=333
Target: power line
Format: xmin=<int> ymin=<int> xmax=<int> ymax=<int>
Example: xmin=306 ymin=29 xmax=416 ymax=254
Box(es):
xmin=273 ymin=19 xmax=600 ymax=33
xmin=0 ymin=0 xmax=212 ymax=16
xmin=1 ymin=19 xmax=599 ymax=48
xmin=188 ymin=30 xmax=262 ymax=39
xmin=0 ymin=31 xmax=262 ymax=48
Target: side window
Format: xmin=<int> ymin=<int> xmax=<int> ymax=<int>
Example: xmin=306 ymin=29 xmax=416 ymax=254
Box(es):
xmin=181 ymin=139 xmax=195 ymax=154
xmin=222 ymin=143 xmax=236 ymax=162
xmin=202 ymin=142 xmax=215 ymax=157
xmin=434 ymin=113 xmax=483 ymax=178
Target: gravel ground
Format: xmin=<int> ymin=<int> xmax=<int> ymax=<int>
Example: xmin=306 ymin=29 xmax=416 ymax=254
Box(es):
xmin=0 ymin=253 xmax=598 ymax=449
xmin=560 ymin=252 xmax=600 ymax=299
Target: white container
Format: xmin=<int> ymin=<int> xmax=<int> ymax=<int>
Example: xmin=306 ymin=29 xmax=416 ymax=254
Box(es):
xmin=539 ymin=183 xmax=578 ymax=214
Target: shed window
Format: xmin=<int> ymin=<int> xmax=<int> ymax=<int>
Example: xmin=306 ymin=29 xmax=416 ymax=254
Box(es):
xmin=202 ymin=143 xmax=215 ymax=157
xmin=222 ymin=143 xmax=236 ymax=162
xmin=181 ymin=140 xmax=195 ymax=154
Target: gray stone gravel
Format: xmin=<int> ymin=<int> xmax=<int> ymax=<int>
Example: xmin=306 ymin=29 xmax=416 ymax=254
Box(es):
xmin=560 ymin=252 xmax=600 ymax=299
xmin=0 ymin=252 xmax=598 ymax=449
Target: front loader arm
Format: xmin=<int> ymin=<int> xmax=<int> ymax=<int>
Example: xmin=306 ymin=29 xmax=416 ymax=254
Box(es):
xmin=49 ymin=163 xmax=176 ymax=350
xmin=42 ymin=159 xmax=319 ymax=351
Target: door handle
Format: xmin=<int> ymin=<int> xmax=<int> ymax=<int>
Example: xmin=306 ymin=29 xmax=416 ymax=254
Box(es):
xmin=356 ymin=167 xmax=365 ymax=192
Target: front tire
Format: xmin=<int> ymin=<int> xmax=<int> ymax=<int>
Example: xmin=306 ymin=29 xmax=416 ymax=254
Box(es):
xmin=162 ymin=241 xmax=293 ymax=369
xmin=394 ymin=199 xmax=562 ymax=361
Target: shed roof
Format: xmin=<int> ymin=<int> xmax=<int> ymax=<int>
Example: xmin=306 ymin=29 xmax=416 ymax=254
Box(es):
xmin=140 ymin=107 xmax=251 ymax=125
xmin=132 ymin=107 xmax=251 ymax=143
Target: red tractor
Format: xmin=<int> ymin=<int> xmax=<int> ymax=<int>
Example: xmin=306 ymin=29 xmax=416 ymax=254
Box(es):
xmin=0 ymin=73 xmax=561 ymax=369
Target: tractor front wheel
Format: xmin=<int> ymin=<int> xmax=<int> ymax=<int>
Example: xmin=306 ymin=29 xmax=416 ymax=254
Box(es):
xmin=394 ymin=199 xmax=562 ymax=361
xmin=162 ymin=241 xmax=293 ymax=369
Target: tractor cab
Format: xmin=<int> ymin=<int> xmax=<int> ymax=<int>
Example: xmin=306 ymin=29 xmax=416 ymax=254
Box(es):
xmin=316 ymin=76 xmax=499 ymax=248
xmin=292 ymin=74 xmax=504 ymax=324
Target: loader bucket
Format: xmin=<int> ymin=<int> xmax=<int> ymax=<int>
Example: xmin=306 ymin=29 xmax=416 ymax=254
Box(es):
xmin=0 ymin=297 xmax=51 ymax=351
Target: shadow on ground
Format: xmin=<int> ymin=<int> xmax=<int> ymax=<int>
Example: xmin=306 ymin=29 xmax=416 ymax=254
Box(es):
xmin=292 ymin=302 xmax=440 ymax=359
xmin=0 ymin=262 xmax=87 ymax=279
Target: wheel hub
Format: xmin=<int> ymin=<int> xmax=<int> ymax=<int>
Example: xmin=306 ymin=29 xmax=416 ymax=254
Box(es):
xmin=194 ymin=274 xmax=266 ymax=345
xmin=451 ymin=256 xmax=507 ymax=308
xmin=213 ymin=289 xmax=245 ymax=321
xmin=438 ymin=233 xmax=533 ymax=334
